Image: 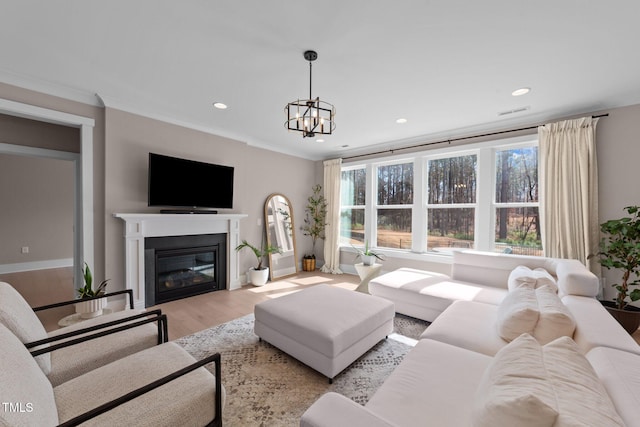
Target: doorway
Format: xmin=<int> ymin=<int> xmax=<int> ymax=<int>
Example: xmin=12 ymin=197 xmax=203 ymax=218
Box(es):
xmin=0 ymin=97 xmax=95 ymax=293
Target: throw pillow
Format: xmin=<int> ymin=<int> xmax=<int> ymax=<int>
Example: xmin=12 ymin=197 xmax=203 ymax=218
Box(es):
xmin=543 ymin=336 xmax=624 ymax=426
xmin=507 ymin=265 xmax=538 ymax=290
xmin=496 ymin=287 xmax=539 ymax=342
xmin=533 ymin=285 xmax=576 ymax=345
xmin=532 ymin=268 xmax=558 ymax=293
xmin=472 ymin=333 xmax=559 ymax=427
xmin=507 ymin=265 xmax=558 ymax=292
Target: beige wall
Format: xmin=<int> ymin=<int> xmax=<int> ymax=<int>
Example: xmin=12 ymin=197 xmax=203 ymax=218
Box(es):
xmin=595 ymin=103 xmax=640 ymax=300
xmin=104 ymin=108 xmax=318 ymax=289
xmin=0 ymin=114 xmax=79 ymax=265
xmin=0 ymin=154 xmax=74 ymax=264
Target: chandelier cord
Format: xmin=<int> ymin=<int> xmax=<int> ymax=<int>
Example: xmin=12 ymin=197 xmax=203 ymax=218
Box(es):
xmin=308 ymin=61 xmax=313 ymax=101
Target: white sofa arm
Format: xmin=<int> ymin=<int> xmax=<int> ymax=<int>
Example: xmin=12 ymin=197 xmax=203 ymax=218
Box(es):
xmin=554 ymin=260 xmax=599 ymax=297
xmin=300 ymin=392 xmax=396 ymax=427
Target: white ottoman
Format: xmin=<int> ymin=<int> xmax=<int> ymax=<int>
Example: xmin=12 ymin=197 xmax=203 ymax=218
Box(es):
xmin=254 ymin=284 xmax=395 ymax=382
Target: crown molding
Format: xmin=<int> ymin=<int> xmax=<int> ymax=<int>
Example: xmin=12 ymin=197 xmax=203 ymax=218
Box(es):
xmin=0 ymin=68 xmax=101 ymax=107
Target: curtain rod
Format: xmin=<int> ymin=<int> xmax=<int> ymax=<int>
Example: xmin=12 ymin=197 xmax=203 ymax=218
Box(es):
xmin=342 ymin=113 xmax=609 ymax=161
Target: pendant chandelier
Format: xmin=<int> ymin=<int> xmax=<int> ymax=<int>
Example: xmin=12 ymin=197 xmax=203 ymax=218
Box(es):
xmin=284 ymin=50 xmax=335 ymax=138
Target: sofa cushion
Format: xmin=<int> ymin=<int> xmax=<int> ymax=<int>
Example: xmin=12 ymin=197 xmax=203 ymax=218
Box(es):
xmin=586 ymin=346 xmax=640 ymax=427
xmin=0 ymin=324 xmax=59 ymax=426
xmin=369 ymin=268 xmax=507 ymax=322
xmin=366 ymin=339 xmax=492 ymax=427
xmin=561 ymin=295 xmax=640 ymax=355
xmin=544 ymin=337 xmax=624 ymax=426
xmin=420 ymin=301 xmax=507 ymax=356
xmin=472 ymin=333 xmax=559 ymax=427
xmin=533 ymin=285 xmax=576 ymax=345
xmin=0 ymin=282 xmax=51 ymax=374
xmin=507 ymin=265 xmax=558 ymax=292
xmin=496 ymin=287 xmax=539 ymax=341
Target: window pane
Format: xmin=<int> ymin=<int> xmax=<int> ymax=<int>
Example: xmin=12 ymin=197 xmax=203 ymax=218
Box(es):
xmin=427 ymin=208 xmax=475 ymax=251
xmin=377 ymin=208 xmax=412 ymax=249
xmin=340 ymin=208 xmax=364 ymax=245
xmin=495 ymin=207 xmax=542 ymax=256
xmin=377 ymin=163 xmax=413 ymax=205
xmin=428 ymin=155 xmax=477 ymax=204
xmin=341 ymin=169 xmax=366 ymax=205
xmin=495 ymin=147 xmax=538 ymax=203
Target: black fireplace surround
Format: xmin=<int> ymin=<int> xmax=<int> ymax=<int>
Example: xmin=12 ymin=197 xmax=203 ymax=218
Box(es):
xmin=144 ymin=233 xmax=227 ymax=307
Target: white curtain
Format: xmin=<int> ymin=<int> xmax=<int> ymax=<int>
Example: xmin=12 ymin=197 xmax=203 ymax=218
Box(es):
xmin=321 ymin=158 xmax=343 ymax=274
xmin=538 ymin=116 xmax=600 ymax=274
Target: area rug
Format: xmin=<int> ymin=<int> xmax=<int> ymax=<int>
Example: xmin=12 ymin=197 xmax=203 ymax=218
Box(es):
xmin=175 ymin=313 xmax=429 ymax=426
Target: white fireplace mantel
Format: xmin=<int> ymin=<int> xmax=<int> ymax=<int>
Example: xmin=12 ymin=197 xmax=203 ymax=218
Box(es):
xmin=114 ymin=213 xmax=248 ymax=309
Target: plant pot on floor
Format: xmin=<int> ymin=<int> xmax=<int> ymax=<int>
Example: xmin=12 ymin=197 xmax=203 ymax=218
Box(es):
xmin=248 ymin=267 xmax=269 ymax=287
xmin=75 ymin=298 xmax=107 ymax=319
xmin=601 ymin=300 xmax=640 ymax=334
xmin=303 ymin=256 xmax=316 ymax=271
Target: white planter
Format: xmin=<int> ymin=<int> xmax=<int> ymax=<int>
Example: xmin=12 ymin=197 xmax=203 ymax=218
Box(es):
xmin=248 ymin=268 xmax=270 ymax=287
xmin=75 ymin=298 xmax=107 ymax=319
xmin=361 ymin=255 xmax=376 ymax=266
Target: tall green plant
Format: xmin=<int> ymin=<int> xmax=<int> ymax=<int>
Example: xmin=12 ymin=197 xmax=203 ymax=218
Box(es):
xmin=301 ymin=184 xmax=328 ymax=257
xmin=594 ymin=206 xmax=640 ymax=309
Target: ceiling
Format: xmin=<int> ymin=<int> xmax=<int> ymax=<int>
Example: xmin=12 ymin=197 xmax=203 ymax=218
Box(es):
xmin=2 ymin=1 xmax=640 ymax=161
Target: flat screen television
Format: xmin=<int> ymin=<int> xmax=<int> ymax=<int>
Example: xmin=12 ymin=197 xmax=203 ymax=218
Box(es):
xmin=148 ymin=153 xmax=234 ymax=210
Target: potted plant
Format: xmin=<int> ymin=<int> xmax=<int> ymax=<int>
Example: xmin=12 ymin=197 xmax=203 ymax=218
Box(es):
xmin=353 ymin=240 xmax=385 ymax=266
xmin=301 ymin=184 xmax=328 ymax=271
xmin=235 ymin=240 xmax=281 ymax=286
xmin=592 ymin=205 xmax=640 ymax=334
xmin=76 ymin=263 xmax=110 ymax=318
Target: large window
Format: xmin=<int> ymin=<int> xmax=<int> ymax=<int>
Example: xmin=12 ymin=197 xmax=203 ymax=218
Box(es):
xmin=494 ymin=146 xmax=541 ymax=255
xmin=340 ymin=136 xmax=540 ymax=257
xmin=376 ymin=162 xmax=413 ymax=249
xmin=340 ymin=167 xmax=366 ymax=245
xmin=427 ymin=154 xmax=477 ymax=251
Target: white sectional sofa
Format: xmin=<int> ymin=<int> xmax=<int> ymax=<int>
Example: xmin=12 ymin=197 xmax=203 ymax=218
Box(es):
xmin=301 ymin=250 xmax=640 ymax=427
xmin=368 ymin=250 xmax=598 ymax=322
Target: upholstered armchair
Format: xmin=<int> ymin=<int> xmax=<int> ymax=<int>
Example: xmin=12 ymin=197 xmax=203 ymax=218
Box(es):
xmin=0 ymin=282 xmax=167 ymax=386
xmin=0 ymin=323 xmax=224 ymax=427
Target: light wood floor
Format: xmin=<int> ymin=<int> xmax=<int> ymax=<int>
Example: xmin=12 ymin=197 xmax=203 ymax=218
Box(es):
xmin=0 ymin=267 xmax=77 ymax=331
xmin=2 ymin=268 xmax=359 ymax=340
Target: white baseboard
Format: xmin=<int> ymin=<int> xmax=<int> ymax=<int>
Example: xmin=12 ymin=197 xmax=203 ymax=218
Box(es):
xmin=0 ymin=258 xmax=74 ymax=274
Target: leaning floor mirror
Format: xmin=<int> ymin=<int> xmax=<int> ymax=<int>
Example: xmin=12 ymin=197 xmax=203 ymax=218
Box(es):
xmin=264 ymin=193 xmax=298 ymax=280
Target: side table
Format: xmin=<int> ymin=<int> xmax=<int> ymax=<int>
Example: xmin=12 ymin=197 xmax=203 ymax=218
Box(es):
xmin=354 ymin=262 xmax=383 ymax=294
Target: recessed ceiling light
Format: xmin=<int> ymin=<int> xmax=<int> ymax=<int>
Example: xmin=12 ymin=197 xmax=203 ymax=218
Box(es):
xmin=511 ymin=87 xmax=530 ymax=97
xmin=316 ymin=139 xmax=325 ymax=143
xmin=396 ymin=118 xmax=408 ymax=124
xmin=213 ymin=102 xmax=228 ymax=109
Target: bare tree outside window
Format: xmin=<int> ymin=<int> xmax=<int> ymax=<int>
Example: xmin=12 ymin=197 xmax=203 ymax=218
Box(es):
xmin=377 ymin=163 xmax=413 ymax=249
xmin=494 ymin=147 xmax=541 ymax=255
xmin=427 ymin=155 xmax=477 ymax=250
